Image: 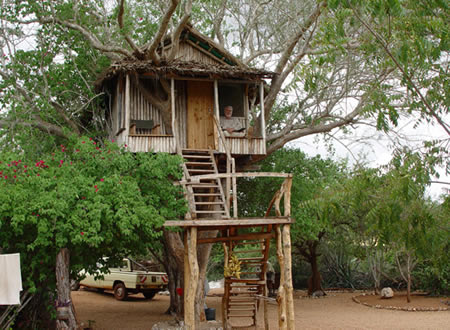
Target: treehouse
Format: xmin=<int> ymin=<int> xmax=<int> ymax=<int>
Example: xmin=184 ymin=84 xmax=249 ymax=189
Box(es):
xmin=97 ymin=25 xmax=272 ymax=164
xmin=97 ymin=25 xmax=295 ymax=330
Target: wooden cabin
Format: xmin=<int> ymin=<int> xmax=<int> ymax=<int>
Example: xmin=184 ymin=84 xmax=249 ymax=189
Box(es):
xmin=96 ymin=25 xmax=295 ymax=330
xmin=97 ymin=25 xmax=273 ymax=164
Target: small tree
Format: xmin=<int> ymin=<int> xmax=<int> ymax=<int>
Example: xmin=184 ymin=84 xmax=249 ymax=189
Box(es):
xmin=0 ymin=136 xmax=186 ymax=328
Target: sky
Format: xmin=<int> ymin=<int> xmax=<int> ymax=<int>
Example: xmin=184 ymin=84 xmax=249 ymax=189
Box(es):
xmin=289 ymin=117 xmax=449 ymax=200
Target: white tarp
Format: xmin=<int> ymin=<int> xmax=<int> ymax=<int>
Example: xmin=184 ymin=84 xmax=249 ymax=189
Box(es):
xmin=0 ymin=253 xmax=22 ymax=305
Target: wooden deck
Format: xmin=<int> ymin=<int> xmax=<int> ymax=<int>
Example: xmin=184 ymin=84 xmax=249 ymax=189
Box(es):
xmin=125 ymin=134 xmax=266 ymax=155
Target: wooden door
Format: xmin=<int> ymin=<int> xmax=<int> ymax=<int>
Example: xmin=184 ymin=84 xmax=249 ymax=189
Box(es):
xmin=187 ymin=81 xmax=215 ymax=149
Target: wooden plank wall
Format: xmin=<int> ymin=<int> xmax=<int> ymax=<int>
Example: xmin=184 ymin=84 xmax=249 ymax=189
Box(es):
xmin=127 ymin=136 xmax=176 ymax=153
xmin=129 ymin=81 xmax=168 ymax=134
xmin=219 ymin=137 xmax=266 ymax=155
xmin=175 ymin=80 xmax=187 ymax=149
xmin=174 ymin=42 xmax=221 ymax=65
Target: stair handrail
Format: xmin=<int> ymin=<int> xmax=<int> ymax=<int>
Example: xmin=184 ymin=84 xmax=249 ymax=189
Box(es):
xmin=212 ymin=112 xmax=237 ymax=217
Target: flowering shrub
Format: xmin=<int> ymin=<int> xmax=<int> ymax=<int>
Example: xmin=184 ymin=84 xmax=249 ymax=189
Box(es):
xmin=0 ymin=136 xmax=186 ymax=294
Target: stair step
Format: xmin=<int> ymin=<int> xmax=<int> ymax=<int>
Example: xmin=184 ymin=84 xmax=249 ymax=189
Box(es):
xmin=185 ymin=161 xmax=214 ymax=166
xmin=230 ymin=279 xmax=265 ymax=284
xmin=194 ymin=193 xmax=222 ymax=197
xmin=195 ymin=201 xmax=224 ymax=205
xmin=227 ymin=313 xmax=255 ymax=317
xmin=183 ymin=154 xmax=211 ymax=159
xmin=233 ymin=249 xmax=265 ymax=254
xmin=188 ymin=169 xmax=216 ymax=173
xmin=229 ymin=298 xmax=257 ymax=302
xmin=195 ymin=210 xmax=226 ymax=214
xmin=229 ymin=307 xmax=256 ymax=311
xmin=190 ymin=184 xmax=219 ymax=188
xmin=234 ymin=241 xmax=265 ymax=246
xmin=229 ymin=301 xmax=257 ymax=305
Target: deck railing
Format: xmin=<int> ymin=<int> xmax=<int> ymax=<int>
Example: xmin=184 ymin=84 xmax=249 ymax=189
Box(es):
xmin=186 ymin=172 xmax=293 ymax=219
xmin=212 ymin=113 xmax=237 ymax=217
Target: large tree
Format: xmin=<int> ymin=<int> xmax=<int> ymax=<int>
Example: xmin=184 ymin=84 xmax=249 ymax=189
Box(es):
xmin=1 ymin=0 xmax=448 ymax=322
xmin=0 ymin=136 xmax=185 ymax=328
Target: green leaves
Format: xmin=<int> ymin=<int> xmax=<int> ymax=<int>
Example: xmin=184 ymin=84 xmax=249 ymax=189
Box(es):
xmin=0 ymin=136 xmax=186 ymax=299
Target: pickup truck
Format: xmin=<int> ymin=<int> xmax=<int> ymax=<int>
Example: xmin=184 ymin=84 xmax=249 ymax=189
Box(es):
xmin=79 ymin=258 xmax=168 ymax=300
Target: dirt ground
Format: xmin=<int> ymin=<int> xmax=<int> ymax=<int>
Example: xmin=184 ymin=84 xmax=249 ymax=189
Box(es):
xmin=72 ymin=288 xmax=449 ymax=329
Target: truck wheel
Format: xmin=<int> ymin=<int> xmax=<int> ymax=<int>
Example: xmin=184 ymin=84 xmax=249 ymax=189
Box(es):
xmin=113 ymin=283 xmax=128 ymax=301
xmin=143 ymin=290 xmax=157 ymax=300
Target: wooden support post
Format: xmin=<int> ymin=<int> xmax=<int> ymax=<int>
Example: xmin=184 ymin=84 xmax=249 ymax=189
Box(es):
xmin=226 ymin=159 xmax=231 ymax=210
xmin=232 ymin=158 xmax=238 ymax=218
xmin=222 ymin=243 xmax=229 ymax=329
xmin=184 ymin=228 xmax=199 ymax=329
xmin=171 ymin=78 xmax=179 ymax=153
xmin=284 ymin=177 xmax=292 ymax=217
xmin=276 ymin=225 xmax=287 ymax=330
xmin=283 ymin=224 xmax=295 ymax=329
xmin=214 ymin=80 xmax=220 ymax=150
xmin=260 ymin=82 xmax=266 ymax=153
xmin=184 ymin=231 xmax=190 ymax=327
xmin=264 ymin=278 xmax=269 ymax=330
xmin=124 ymin=74 xmax=131 ymax=139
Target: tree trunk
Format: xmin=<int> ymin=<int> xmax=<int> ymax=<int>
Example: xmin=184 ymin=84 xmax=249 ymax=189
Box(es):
xmin=194 ymin=230 xmax=217 ymax=322
xmin=163 ymin=229 xmax=217 ymax=323
xmin=308 ymin=250 xmax=322 ymax=295
xmin=406 ymin=254 xmax=411 ymax=303
xmin=55 ymin=248 xmax=77 ymax=330
xmin=299 ymin=240 xmax=323 ymax=295
xmin=162 ymin=230 xmax=185 ymax=319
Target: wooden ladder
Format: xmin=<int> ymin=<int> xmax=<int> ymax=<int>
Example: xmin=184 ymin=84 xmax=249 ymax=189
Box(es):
xmin=181 ymin=149 xmax=229 ymax=219
xmin=223 ymin=237 xmax=271 ymax=329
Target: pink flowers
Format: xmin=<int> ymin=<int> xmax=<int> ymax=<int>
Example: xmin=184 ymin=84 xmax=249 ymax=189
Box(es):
xmin=100 ymin=178 xmax=104 ymax=182
xmin=35 ymin=160 xmax=48 ymax=168
xmin=81 ymin=232 xmax=84 ymax=236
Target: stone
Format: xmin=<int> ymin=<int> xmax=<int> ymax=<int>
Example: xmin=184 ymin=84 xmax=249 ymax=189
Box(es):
xmin=380 ymin=287 xmax=394 ymax=299
xmin=311 ymin=290 xmax=326 ymax=298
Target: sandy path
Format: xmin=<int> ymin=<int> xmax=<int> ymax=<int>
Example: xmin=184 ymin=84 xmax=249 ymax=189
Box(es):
xmin=72 ymin=289 xmax=449 ymax=329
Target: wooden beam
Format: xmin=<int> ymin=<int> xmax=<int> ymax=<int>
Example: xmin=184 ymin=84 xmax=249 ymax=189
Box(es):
xmin=214 ymin=80 xmax=220 ymax=151
xmin=260 ymin=82 xmax=266 ymax=151
xmin=198 ymin=232 xmax=273 ymax=244
xmin=125 ymin=74 xmax=131 ymax=137
xmin=184 ymin=227 xmax=199 ymax=329
xmin=284 ymin=177 xmax=292 ymax=217
xmin=283 ymin=224 xmax=295 ymax=329
xmin=276 ymin=225 xmax=287 ymax=330
xmin=171 ymin=78 xmax=179 ymax=154
xmin=164 ymin=217 xmax=293 ymax=227
xmin=179 ymin=172 xmax=292 ymax=184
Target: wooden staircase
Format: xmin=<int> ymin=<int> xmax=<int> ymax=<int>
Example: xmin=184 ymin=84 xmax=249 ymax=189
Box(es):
xmin=181 ymin=149 xmax=229 ymax=219
xmin=181 ymin=149 xmax=274 ymax=329
xmin=223 ymin=237 xmax=271 ymax=329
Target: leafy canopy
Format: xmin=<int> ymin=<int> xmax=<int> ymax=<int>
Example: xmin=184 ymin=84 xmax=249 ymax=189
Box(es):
xmin=0 ymin=136 xmax=186 ymax=293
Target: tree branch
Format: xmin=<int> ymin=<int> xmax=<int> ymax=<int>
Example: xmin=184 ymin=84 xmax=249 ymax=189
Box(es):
xmin=350 ymin=3 xmax=450 ymax=136
xmin=143 ymin=0 xmax=180 ymax=62
xmin=37 ymin=17 xmax=131 ymax=59
xmin=265 ymin=2 xmax=326 ymax=118
xmin=167 ymin=0 xmax=192 ymax=61
xmin=0 ymin=119 xmax=69 ymax=139
xmin=117 ymin=0 xmax=143 ymax=58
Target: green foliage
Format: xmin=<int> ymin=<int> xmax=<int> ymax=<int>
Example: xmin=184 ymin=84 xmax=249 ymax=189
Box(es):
xmin=0 ymin=136 xmax=186 ymax=297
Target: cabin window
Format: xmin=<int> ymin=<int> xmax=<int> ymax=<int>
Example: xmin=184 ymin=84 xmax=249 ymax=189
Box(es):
xmin=218 ymin=83 xmax=245 ymax=117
